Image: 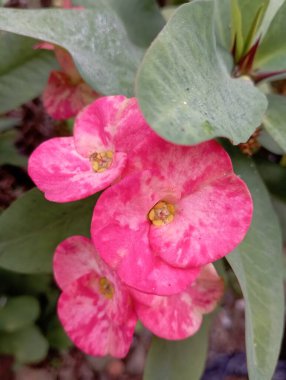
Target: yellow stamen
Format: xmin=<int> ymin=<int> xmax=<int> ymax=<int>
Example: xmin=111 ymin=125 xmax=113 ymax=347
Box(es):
xmin=90 ymin=151 xmax=113 ymax=173
xmin=98 ymin=277 xmax=115 ymax=299
xmin=148 ymin=200 xmax=175 ymax=227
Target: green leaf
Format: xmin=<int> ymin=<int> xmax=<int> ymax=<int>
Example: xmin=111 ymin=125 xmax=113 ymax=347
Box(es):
xmin=262 ymin=94 xmax=286 ymax=153
xmin=231 ymin=0 xmax=244 ymax=60
xmin=0 ymin=325 xmax=48 ymax=363
xmin=144 ymin=316 xmax=212 ymax=380
xmin=214 ymin=0 xmax=232 ymax=50
xmin=0 ymin=32 xmax=57 ymax=113
xmin=73 ymin=0 xmax=165 ymax=48
xmin=257 ymin=0 xmax=284 ymax=38
xmin=258 ymin=128 xmax=284 ymax=155
xmin=136 ymin=0 xmax=267 ymax=146
xmin=0 ymin=117 xmax=20 ymax=132
xmin=0 ymin=7 xmax=145 ymax=96
xmin=255 ymin=0 xmax=286 ymax=71
xmin=0 ymin=188 xmax=98 ymax=274
xmin=226 ymin=150 xmax=284 ymax=380
xmin=0 ymin=296 xmax=40 ymax=332
xmin=255 ymin=157 xmax=286 ymax=200
xmin=0 ymin=130 xmax=27 ymax=167
xmin=272 ymin=195 xmax=286 ymax=242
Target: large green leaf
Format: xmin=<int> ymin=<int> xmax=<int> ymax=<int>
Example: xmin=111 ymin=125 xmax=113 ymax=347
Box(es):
xmin=0 ymin=296 xmax=40 ymax=332
xmin=73 ymin=0 xmax=165 ymax=48
xmin=0 ymin=325 xmax=48 ymax=363
xmin=144 ymin=317 xmax=211 ymax=380
xmin=0 ymin=189 xmax=98 ymax=274
xmin=262 ymin=93 xmax=286 ymax=153
xmin=0 ymin=7 xmax=145 ymax=96
xmin=226 ymin=151 xmax=284 ymax=380
xmin=0 ymin=32 xmax=57 ymax=113
xmin=136 ymin=0 xmax=267 ymax=146
xmin=255 ymin=0 xmax=286 ymax=71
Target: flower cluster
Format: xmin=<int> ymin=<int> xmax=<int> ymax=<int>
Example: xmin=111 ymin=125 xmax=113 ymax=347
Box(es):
xmin=28 ymin=95 xmax=253 ymax=358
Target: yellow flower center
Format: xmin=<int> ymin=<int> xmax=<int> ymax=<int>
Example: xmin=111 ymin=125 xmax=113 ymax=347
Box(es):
xmin=98 ymin=277 xmax=115 ymax=299
xmin=148 ymin=200 xmax=175 ymax=227
xmin=89 ymin=151 xmax=113 ymax=173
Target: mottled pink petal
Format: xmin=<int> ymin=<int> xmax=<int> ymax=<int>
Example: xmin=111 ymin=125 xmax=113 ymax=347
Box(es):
xmin=28 ymin=137 xmax=127 ymax=202
xmin=58 ymin=272 xmax=137 ymax=358
xmin=53 ymin=236 xmax=106 ymax=291
xmin=74 ymin=96 xmax=152 ymax=157
xmin=131 ymin=264 xmax=223 ymax=340
xmin=125 ymin=138 xmax=234 ymax=194
xmin=43 ymin=70 xmax=97 ymax=120
xmin=91 ymin=172 xmax=199 ymax=295
xmin=149 ymin=175 xmax=253 ymax=268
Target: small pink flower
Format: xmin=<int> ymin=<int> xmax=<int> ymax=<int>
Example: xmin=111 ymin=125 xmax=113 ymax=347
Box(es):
xmin=39 ymin=43 xmax=98 ymax=120
xmin=131 ymin=264 xmax=224 ymax=340
xmin=54 ymin=235 xmax=137 ymax=358
xmin=91 ymin=140 xmax=253 ymax=294
xmin=28 ymin=96 xmax=152 ymax=202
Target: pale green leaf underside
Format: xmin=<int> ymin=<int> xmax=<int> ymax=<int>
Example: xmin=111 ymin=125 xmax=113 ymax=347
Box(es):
xmin=72 ymin=0 xmax=165 ymax=48
xmin=0 ymin=189 xmax=97 ymax=274
xmin=227 ymin=151 xmax=284 ymax=380
xmin=144 ymin=316 xmax=211 ymax=380
xmin=0 ymin=8 xmax=144 ymax=96
xmin=136 ymin=0 xmax=267 ymax=146
xmin=263 ymin=93 xmax=286 ymax=152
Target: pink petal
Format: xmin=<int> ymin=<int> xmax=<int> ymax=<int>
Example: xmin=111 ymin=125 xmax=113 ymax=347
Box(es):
xmin=58 ymin=272 xmax=137 ymax=358
xmin=28 ymin=137 xmax=127 ymax=202
xmin=53 ymin=236 xmax=106 ymax=291
xmin=131 ymin=264 xmax=223 ymax=340
xmin=43 ymin=71 xmax=97 ymax=120
xmin=74 ymin=96 xmax=152 ymax=158
xmin=125 ymin=138 xmax=234 ymax=195
xmin=91 ymin=172 xmax=199 ymax=295
xmin=149 ymin=174 xmax=253 ymax=267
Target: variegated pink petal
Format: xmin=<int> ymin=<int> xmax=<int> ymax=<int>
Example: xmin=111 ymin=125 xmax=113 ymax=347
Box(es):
xmin=28 ymin=137 xmax=127 ymax=202
xmin=58 ymin=272 xmax=137 ymax=358
xmin=74 ymin=96 xmax=151 ymax=157
xmin=43 ymin=71 xmax=97 ymax=120
xmin=91 ymin=172 xmax=199 ymax=295
xmin=124 ymin=138 xmax=234 ymax=195
xmin=149 ymin=175 xmax=253 ymax=268
xmin=54 ymin=236 xmax=106 ymax=291
xmin=131 ymin=264 xmax=223 ymax=340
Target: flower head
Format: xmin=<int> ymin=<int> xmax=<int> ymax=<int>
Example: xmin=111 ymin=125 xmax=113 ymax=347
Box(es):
xmin=91 ymin=140 xmax=253 ymax=294
xmin=54 ymin=235 xmax=137 ymax=358
xmin=28 ymin=95 xmax=152 ymax=202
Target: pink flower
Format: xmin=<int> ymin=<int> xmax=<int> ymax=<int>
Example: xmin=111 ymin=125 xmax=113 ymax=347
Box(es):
xmin=39 ymin=43 xmax=98 ymax=120
xmin=54 ymin=235 xmax=137 ymax=358
xmin=28 ymin=95 xmax=152 ymax=202
xmin=131 ymin=264 xmax=224 ymax=340
xmin=91 ymin=140 xmax=253 ymax=294
xmin=54 ymin=235 xmax=224 ymax=353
